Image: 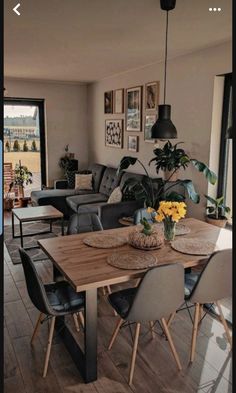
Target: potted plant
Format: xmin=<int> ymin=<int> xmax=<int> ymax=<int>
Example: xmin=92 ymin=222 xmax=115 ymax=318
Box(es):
xmin=117 ymin=140 xmax=217 ymax=209
xmin=205 ymin=195 xmax=231 ymax=228
xmin=59 ymin=145 xmax=76 ymax=176
xmin=3 ymin=181 xmax=14 ymax=211
xmin=10 ymin=160 xmax=33 ymax=207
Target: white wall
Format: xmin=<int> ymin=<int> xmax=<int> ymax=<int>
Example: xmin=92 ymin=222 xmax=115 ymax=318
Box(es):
xmin=87 ymin=41 xmax=232 ymax=219
xmin=4 ymin=79 xmax=88 ymax=186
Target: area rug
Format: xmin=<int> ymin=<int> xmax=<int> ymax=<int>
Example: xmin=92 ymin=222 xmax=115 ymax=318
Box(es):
xmin=4 ymin=221 xmax=67 ymax=265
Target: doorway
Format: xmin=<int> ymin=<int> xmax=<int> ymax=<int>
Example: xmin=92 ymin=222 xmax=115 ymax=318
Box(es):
xmin=3 ymin=98 xmax=46 ymax=198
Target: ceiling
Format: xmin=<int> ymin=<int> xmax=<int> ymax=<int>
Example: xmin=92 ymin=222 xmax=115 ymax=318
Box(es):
xmin=4 ymin=0 xmax=232 ymax=83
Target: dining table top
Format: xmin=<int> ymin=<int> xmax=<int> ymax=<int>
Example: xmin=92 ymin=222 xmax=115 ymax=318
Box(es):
xmin=38 ymin=218 xmax=232 ymax=292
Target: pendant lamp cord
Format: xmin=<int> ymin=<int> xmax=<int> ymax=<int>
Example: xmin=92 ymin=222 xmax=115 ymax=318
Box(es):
xmin=164 ymin=10 xmax=169 ymax=104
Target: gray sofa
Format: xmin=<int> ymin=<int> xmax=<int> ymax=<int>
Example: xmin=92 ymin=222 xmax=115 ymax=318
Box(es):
xmin=31 ymin=163 xmax=144 ymax=228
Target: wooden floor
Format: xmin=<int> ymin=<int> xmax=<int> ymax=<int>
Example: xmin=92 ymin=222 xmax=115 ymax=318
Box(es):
xmin=4 ymin=215 xmax=232 ymax=393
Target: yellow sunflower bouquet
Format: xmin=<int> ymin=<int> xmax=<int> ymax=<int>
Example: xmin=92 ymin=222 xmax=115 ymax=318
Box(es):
xmin=148 ymin=201 xmax=187 ymax=241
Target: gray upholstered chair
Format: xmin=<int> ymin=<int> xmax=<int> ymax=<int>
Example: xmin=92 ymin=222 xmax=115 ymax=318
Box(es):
xmin=168 ymin=249 xmax=232 ymax=362
xmin=108 ymin=263 xmax=184 ymax=385
xmin=19 ymin=248 xmax=85 ymax=378
xmin=67 ymin=213 xmax=112 ymax=297
xmin=67 ymin=212 xmax=103 ymax=235
xmin=134 ymin=207 xmax=154 ymax=225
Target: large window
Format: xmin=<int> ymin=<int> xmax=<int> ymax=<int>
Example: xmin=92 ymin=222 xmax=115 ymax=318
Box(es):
xmin=217 ymin=73 xmax=232 ymax=224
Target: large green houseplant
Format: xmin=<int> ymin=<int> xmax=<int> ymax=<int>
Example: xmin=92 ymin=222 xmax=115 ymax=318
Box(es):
xmin=117 ymin=140 xmax=217 ymax=208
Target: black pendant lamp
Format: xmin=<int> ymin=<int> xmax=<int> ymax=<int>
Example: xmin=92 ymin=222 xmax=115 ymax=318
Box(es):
xmin=151 ymin=0 xmax=177 ymax=139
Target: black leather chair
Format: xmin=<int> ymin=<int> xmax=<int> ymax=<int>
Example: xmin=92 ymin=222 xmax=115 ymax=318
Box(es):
xmin=19 ymin=248 xmax=85 ymax=378
xmin=108 ymin=263 xmax=184 ymax=385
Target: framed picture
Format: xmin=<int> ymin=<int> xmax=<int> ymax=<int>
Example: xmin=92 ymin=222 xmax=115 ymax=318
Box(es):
xmin=126 ymin=86 xmax=142 ymax=131
xmin=114 ymin=88 xmax=124 ymax=114
xmin=104 ymin=91 xmax=113 ymax=113
xmin=105 ymin=119 xmax=123 ymax=148
xmin=127 ymin=135 xmax=139 ymax=152
xmin=144 ymin=114 xmax=156 ymax=142
xmin=145 ymin=81 xmax=160 ymax=111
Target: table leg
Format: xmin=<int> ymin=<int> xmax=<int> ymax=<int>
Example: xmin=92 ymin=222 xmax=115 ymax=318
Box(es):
xmin=12 ymin=212 xmax=15 ymax=238
xmin=84 ymin=288 xmax=97 ymax=382
xmin=20 ymin=221 xmax=24 ymax=248
xmin=49 ymin=219 xmax=53 ymax=233
xmin=55 ymin=288 xmax=98 ymax=383
xmin=61 ymin=217 xmax=65 ymax=236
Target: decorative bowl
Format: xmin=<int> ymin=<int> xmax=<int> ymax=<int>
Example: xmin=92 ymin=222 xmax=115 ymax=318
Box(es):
xmin=129 ymin=227 xmax=164 ymax=251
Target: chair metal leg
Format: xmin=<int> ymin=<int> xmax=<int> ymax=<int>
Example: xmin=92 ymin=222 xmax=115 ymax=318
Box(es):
xmin=149 ymin=321 xmax=155 ymax=339
xmin=31 ymin=312 xmax=43 ymax=345
xmin=215 ymin=301 xmax=232 ymax=348
xmin=128 ymin=323 xmax=141 ymax=386
xmin=43 ymin=316 xmax=56 ymax=378
xmin=190 ymin=303 xmax=200 ymax=362
xmin=108 ymin=318 xmax=123 ymax=350
xmin=73 ymin=313 xmax=80 ymax=332
xmin=167 ymin=311 xmax=176 ymax=328
xmin=161 ymin=318 xmax=182 ymax=371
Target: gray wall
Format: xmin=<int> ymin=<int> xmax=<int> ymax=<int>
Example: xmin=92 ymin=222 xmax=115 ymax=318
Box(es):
xmin=4 ymin=79 xmax=88 ymax=186
xmin=87 ymin=41 xmax=232 ymax=219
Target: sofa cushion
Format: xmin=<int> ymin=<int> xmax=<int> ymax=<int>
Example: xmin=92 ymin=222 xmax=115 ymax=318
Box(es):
xmin=107 ymin=186 xmax=122 ymax=204
xmin=75 ymin=173 xmax=93 ymax=191
xmin=99 ymin=167 xmax=121 ymax=196
xmin=31 ymin=189 xmax=76 ymax=204
xmin=66 ymin=193 xmax=108 ymax=213
xmin=88 ymin=163 xmax=106 ymax=192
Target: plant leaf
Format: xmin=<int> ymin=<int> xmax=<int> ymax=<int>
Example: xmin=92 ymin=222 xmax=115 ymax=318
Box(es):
xmin=204 ymin=195 xmax=217 ymax=205
xmin=117 ymin=156 xmax=137 ymax=175
xmin=165 ymin=191 xmax=186 ymax=202
xmin=180 ymin=180 xmax=200 ymax=203
xmin=190 ymin=159 xmax=217 ymax=185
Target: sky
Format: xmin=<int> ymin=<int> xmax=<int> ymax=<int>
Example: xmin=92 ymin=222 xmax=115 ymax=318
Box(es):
xmin=4 ymin=105 xmax=36 ymax=118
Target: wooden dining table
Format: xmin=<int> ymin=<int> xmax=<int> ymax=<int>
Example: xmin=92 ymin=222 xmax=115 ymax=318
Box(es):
xmin=38 ymin=218 xmax=232 ymax=383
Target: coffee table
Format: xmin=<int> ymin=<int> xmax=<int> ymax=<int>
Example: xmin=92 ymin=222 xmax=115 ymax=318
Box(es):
xmin=12 ymin=205 xmax=64 ymax=249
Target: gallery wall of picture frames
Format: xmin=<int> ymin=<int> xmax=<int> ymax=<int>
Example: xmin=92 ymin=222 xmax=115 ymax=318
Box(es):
xmin=104 ymin=81 xmax=159 ymax=149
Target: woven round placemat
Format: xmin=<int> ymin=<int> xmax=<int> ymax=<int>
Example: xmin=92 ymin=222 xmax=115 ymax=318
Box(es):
xmin=83 ymin=234 xmax=127 ymax=248
xmin=171 ymin=238 xmax=216 ymax=255
xmin=107 ymin=250 xmax=158 ymax=270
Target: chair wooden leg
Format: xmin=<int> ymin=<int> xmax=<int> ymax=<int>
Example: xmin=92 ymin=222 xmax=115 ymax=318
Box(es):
xmin=215 ymin=301 xmax=232 ymax=348
xmin=31 ymin=312 xmax=43 ymax=345
xmin=149 ymin=321 xmax=155 ymax=339
xmin=106 ymin=285 xmax=112 ymax=294
xmin=161 ymin=318 xmax=182 ymax=371
xmin=190 ymin=303 xmax=200 ymax=363
xmin=167 ymin=311 xmax=176 ymax=328
xmin=43 ymin=316 xmax=56 ymax=378
xmin=78 ymin=311 xmax=85 ymax=328
xmin=108 ymin=318 xmax=123 ymax=350
xmin=128 ymin=323 xmax=141 ymax=386
xmin=73 ymin=313 xmax=80 ymax=332
xmin=102 ymin=287 xmax=106 ymax=296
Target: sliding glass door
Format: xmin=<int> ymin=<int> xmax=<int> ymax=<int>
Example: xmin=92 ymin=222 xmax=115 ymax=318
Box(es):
xmin=4 ymin=98 xmax=46 ymax=198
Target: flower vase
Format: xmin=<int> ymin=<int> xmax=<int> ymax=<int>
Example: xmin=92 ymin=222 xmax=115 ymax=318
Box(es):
xmin=163 ymin=220 xmax=176 ymax=241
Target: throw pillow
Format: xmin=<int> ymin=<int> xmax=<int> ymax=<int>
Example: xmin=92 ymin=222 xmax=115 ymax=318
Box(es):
xmin=75 ymin=173 xmax=93 ymax=190
xmin=107 ymin=187 xmax=122 ymax=204
xmin=65 ymin=170 xmax=78 ymax=189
